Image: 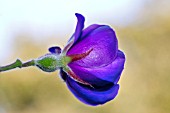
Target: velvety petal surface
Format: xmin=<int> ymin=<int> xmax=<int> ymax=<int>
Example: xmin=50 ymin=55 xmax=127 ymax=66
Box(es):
xmin=68 ymin=50 xmax=125 ymax=86
xmin=60 ymin=69 xmax=119 ymax=106
xmin=67 ymin=25 xmax=118 ymax=68
xmin=76 ymin=24 xmax=104 ymax=43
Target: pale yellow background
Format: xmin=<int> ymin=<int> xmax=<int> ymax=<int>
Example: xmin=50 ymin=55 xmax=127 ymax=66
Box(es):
xmin=0 ymin=1 xmax=170 ymax=113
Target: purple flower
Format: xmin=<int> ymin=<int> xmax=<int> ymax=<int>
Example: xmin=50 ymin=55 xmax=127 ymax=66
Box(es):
xmin=48 ymin=13 xmax=125 ymax=106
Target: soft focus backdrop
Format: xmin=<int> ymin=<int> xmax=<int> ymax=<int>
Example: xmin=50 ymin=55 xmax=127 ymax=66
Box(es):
xmin=0 ymin=0 xmax=170 ymax=113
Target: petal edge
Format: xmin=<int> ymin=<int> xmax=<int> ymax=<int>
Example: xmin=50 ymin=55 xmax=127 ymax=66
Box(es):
xmin=66 ymin=75 xmax=120 ymax=106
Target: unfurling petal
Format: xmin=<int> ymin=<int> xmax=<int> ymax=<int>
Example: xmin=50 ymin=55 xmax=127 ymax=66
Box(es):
xmin=68 ymin=50 xmax=125 ymax=86
xmin=68 ymin=13 xmax=85 ymax=45
xmin=74 ymin=13 xmax=85 ymax=43
xmin=62 ymin=13 xmax=85 ymax=54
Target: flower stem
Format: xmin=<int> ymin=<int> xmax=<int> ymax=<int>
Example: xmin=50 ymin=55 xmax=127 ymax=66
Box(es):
xmin=0 ymin=59 xmax=35 ymax=72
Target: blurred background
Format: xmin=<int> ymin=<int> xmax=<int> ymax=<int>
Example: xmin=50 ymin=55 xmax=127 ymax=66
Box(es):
xmin=0 ymin=0 xmax=170 ymax=113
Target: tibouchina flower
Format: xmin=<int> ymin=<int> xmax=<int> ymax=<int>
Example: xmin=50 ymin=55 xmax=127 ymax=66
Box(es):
xmin=36 ymin=13 xmax=125 ymax=106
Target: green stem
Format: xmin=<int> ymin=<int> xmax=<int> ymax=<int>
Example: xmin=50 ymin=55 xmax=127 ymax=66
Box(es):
xmin=0 ymin=59 xmax=35 ymax=72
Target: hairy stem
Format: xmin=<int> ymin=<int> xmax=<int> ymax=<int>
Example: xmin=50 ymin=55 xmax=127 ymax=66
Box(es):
xmin=0 ymin=59 xmax=35 ymax=72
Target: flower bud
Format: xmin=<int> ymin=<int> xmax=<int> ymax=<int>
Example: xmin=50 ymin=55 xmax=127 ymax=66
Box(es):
xmin=35 ymin=54 xmax=61 ymax=72
xmin=35 ymin=53 xmax=72 ymax=72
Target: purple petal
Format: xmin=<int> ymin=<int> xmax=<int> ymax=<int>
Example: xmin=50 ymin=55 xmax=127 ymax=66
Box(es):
xmin=79 ymin=24 xmax=104 ymax=41
xmin=68 ymin=50 xmax=125 ymax=86
xmin=68 ymin=13 xmax=85 ymax=44
xmin=66 ymin=76 xmax=119 ymax=106
xmin=67 ymin=25 xmax=118 ymax=68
